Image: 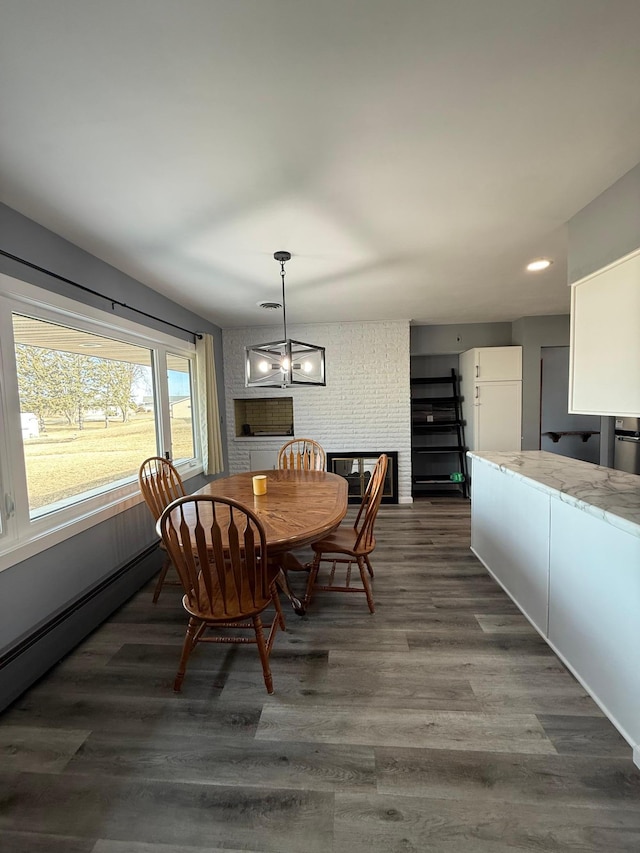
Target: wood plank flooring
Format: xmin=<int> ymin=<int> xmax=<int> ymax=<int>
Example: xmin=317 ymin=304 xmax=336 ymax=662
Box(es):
xmin=1 ymin=498 xmax=639 ymax=852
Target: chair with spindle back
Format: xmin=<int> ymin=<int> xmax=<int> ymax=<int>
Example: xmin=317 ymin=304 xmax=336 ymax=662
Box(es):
xmin=159 ymin=495 xmax=286 ymax=694
xmin=275 ymin=438 xmax=326 ymax=605
xmin=277 ymin=438 xmax=326 ymax=471
xmin=303 ymin=453 xmax=388 ymax=613
xmin=138 ymin=456 xmax=187 ymax=602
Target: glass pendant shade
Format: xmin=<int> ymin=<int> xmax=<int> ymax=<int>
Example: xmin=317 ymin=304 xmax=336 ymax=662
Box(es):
xmin=245 ymin=250 xmax=326 ymax=388
xmin=246 ymin=338 xmax=326 ymax=387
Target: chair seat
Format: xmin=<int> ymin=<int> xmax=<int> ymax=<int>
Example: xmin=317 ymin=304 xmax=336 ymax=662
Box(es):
xmin=311 ymin=525 xmax=376 ymax=557
xmin=183 ymin=561 xmax=281 ymax=622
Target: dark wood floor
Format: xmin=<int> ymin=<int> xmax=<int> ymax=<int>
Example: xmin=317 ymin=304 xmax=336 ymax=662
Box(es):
xmin=1 ymin=498 xmax=639 ymax=852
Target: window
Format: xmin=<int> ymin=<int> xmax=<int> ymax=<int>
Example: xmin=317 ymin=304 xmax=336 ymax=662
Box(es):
xmin=167 ymin=354 xmax=195 ymax=462
xmin=13 ymin=314 xmax=159 ymax=518
xmin=0 ymin=273 xmax=202 ymax=568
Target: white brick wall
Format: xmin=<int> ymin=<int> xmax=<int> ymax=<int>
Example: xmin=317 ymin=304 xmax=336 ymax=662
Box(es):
xmin=222 ymin=320 xmax=412 ymax=502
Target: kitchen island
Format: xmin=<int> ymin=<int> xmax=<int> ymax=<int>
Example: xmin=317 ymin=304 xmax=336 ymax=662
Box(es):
xmin=468 ymin=450 xmax=640 ymax=768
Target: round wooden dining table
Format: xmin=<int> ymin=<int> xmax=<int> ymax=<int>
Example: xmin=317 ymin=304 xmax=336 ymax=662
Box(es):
xmin=192 ymin=469 xmax=349 ymax=613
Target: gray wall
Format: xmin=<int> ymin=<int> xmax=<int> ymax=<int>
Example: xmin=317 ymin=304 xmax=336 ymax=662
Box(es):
xmin=568 ymin=161 xmax=640 ymax=284
xmin=540 ymin=346 xmax=600 ymax=464
xmin=0 ymin=204 xmax=227 ymax=660
xmin=511 ymin=314 xmax=570 ymax=450
xmin=411 ymin=322 xmax=513 ymax=355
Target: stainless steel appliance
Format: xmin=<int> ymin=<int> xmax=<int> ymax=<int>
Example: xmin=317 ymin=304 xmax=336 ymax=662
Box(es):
xmin=613 ymin=417 xmax=640 ymax=475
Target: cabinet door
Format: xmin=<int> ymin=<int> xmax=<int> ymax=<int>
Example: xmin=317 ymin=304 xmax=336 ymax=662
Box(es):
xmin=569 ymin=250 xmax=640 ymax=416
xmin=471 ymin=458 xmax=550 ymax=635
xmin=248 ymin=450 xmax=278 ymax=470
xmin=549 ymin=499 xmax=640 ymax=751
xmin=475 ymin=347 xmax=522 ymax=381
xmin=474 ymin=381 xmax=522 ymax=451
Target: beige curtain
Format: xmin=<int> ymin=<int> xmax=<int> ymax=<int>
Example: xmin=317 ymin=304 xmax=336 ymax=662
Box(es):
xmin=195 ymin=333 xmax=224 ymax=475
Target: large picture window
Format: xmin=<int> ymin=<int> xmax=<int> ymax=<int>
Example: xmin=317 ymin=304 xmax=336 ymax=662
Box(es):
xmin=0 ymin=274 xmax=202 ymax=567
xmin=13 ymin=315 xmax=159 ymax=518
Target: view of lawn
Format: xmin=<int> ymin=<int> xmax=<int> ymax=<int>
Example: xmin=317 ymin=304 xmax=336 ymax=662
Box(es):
xmin=23 ymin=413 xmax=194 ymax=510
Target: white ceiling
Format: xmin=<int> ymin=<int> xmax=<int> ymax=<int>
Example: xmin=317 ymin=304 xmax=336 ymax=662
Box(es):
xmin=2 ymin=1 xmax=640 ymax=330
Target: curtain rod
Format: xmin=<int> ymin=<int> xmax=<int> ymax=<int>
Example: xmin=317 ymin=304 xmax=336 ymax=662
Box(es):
xmin=0 ymin=248 xmax=203 ymax=341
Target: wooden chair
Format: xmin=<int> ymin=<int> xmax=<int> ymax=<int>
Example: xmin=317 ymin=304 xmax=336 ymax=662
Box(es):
xmin=304 ymin=454 xmax=388 ymax=613
xmin=158 ymin=495 xmax=286 ymax=694
xmin=278 ymin=438 xmax=326 ymax=471
xmin=138 ymin=456 xmax=187 ymax=602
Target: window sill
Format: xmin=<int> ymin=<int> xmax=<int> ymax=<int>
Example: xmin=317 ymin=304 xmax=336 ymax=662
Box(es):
xmin=0 ymin=460 xmax=203 ymax=573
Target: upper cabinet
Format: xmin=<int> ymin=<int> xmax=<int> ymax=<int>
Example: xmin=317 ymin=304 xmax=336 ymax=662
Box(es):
xmin=460 ymin=346 xmax=522 ymax=382
xmin=569 ymin=249 xmax=640 ymax=417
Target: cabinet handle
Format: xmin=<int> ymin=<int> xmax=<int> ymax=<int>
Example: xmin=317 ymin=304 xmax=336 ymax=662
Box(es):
xmin=475 ymin=365 xmax=479 ymax=378
xmin=475 ymin=386 xmax=479 ymax=399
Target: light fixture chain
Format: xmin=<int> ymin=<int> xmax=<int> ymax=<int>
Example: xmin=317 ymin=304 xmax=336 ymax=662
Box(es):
xmin=280 ymin=257 xmax=287 ymax=342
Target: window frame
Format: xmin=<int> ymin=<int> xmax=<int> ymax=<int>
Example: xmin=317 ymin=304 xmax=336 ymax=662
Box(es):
xmin=0 ymin=272 xmax=203 ymax=572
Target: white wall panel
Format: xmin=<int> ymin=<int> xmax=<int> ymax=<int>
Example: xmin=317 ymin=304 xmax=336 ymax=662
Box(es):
xmin=223 ymin=321 xmax=412 ymax=502
xmin=549 ymin=499 xmax=640 ymax=748
xmin=471 ymin=459 xmax=550 ymax=635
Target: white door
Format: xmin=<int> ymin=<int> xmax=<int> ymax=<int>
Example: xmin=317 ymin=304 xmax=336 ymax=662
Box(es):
xmin=474 ymin=381 xmax=522 ymax=450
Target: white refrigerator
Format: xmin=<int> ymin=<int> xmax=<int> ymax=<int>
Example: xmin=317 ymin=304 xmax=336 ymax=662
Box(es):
xmin=459 ymin=347 xmax=522 ymax=452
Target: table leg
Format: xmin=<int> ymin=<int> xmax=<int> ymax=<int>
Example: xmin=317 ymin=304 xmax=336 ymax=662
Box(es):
xmin=275 ymin=568 xmax=306 ymax=616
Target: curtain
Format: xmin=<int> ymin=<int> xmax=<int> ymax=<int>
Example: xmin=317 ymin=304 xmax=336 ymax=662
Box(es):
xmin=195 ymin=333 xmax=224 ymax=475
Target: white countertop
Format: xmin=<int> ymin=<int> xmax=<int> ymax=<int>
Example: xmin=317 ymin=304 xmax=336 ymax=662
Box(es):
xmin=468 ymin=450 xmax=640 ymax=538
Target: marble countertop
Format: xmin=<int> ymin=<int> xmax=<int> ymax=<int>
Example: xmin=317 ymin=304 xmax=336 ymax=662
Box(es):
xmin=468 ymin=450 xmax=640 ymax=538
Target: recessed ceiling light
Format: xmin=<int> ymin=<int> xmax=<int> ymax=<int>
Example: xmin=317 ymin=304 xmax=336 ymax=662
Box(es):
xmin=526 ymin=258 xmax=553 ymax=272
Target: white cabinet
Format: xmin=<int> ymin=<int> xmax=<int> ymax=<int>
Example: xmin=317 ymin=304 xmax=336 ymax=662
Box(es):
xmin=471 ymin=459 xmax=550 ymax=635
xmin=469 ymin=453 xmax=640 ymax=766
xmin=549 ymin=499 xmax=640 ymax=756
xmin=248 ymin=450 xmax=278 ymax=470
xmin=569 ymin=248 xmax=640 ymax=417
xmin=460 ymin=347 xmax=522 ymax=452
xmin=462 ymin=346 xmax=522 ymax=382
xmin=470 ymin=380 xmax=522 ymax=451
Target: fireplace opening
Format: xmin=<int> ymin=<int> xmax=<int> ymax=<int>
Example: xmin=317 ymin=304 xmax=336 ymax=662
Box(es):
xmin=327 ymin=451 xmax=398 ymax=504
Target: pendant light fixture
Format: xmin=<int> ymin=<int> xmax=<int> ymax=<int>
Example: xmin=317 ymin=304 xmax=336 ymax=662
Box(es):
xmin=245 ymin=251 xmax=326 ymax=387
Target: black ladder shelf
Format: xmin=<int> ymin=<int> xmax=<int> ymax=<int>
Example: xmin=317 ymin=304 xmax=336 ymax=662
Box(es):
xmin=411 ymin=368 xmax=468 ymax=498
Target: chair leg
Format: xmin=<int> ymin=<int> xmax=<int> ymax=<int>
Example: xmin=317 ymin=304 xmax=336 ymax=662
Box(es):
xmin=270 ymin=583 xmax=287 ymax=633
xmin=174 ymin=616 xmax=200 ymax=692
xmin=304 ymin=552 xmax=321 ymax=608
xmin=357 ymin=556 xmax=376 ymax=613
xmin=253 ymin=615 xmax=274 ymax=694
xmin=153 ymin=557 xmax=172 ymax=603
xmin=364 ymin=555 xmax=375 ymax=578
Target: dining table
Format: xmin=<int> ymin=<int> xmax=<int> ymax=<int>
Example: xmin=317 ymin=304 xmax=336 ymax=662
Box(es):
xmin=192 ymin=468 xmax=349 ymax=614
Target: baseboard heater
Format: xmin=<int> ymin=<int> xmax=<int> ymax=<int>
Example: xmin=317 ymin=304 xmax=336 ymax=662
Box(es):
xmin=0 ymin=543 xmax=161 ymax=713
